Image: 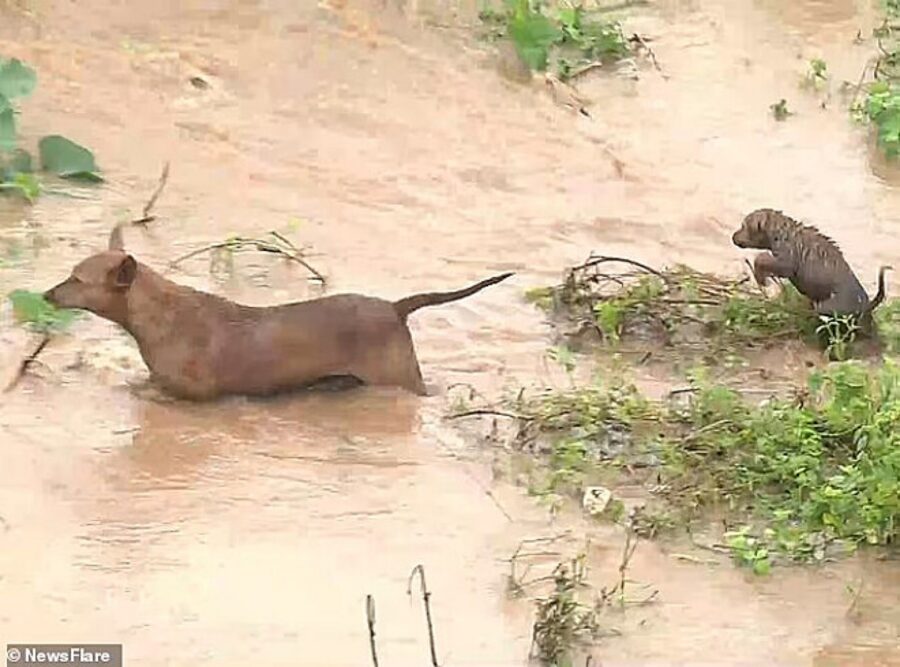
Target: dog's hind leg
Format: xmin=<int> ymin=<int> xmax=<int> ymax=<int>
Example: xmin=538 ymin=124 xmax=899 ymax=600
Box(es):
xmin=351 ymin=329 xmax=428 ymax=395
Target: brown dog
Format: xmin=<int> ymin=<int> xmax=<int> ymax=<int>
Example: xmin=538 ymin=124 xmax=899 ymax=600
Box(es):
xmin=44 ymin=234 xmax=512 ymax=400
xmin=732 ymin=208 xmax=889 ymax=326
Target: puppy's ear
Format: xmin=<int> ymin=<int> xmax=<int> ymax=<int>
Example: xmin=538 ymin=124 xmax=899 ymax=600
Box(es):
xmin=109 ymin=254 xmax=137 ymax=288
xmin=108 ymin=223 xmax=125 ymax=251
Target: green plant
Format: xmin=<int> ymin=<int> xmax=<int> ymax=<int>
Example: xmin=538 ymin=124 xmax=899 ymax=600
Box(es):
xmin=860 ymin=81 xmax=900 ymax=157
xmin=8 ymin=289 xmax=78 ymax=333
xmin=0 ymin=56 xmax=101 ymax=201
xmin=803 ymin=58 xmax=828 ymax=89
xmin=725 ymin=527 xmax=772 ymax=575
xmin=548 ymin=344 xmax=577 ymax=374
xmin=530 ymin=555 xmax=598 ymax=666
xmin=815 ymin=313 xmax=860 ymax=361
xmin=874 ymin=297 xmax=900 ymax=353
xmin=770 ymin=99 xmax=792 ymax=121
xmin=480 ymin=0 xmax=633 ymax=76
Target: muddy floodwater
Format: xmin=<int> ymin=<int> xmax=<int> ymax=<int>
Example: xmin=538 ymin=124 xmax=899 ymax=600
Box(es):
xmin=1 ymin=0 xmax=899 ymax=664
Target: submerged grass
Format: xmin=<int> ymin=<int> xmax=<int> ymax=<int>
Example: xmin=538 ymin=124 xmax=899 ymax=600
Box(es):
xmin=497 ymin=360 xmax=900 ymax=571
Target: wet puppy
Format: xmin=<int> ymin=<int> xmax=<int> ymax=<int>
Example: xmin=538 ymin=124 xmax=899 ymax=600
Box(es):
xmin=44 ymin=232 xmax=512 ymax=400
xmin=732 ymin=208 xmax=889 ymax=329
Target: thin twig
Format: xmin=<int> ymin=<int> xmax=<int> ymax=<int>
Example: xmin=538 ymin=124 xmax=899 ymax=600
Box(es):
xmin=169 ymin=236 xmax=326 ymax=283
xmin=3 ymin=334 xmax=49 ymax=393
xmin=366 ymin=594 xmax=379 ymax=667
xmin=567 ymin=61 xmax=605 ymax=81
xmin=132 ymin=162 xmax=171 ymax=225
xmin=629 ymin=33 xmax=664 ymax=76
xmin=594 ymin=0 xmax=649 ymax=13
xmin=445 ymin=408 xmax=532 ymax=421
xmin=407 ymin=565 xmax=439 ymax=667
xmin=571 ymin=255 xmax=666 ymax=280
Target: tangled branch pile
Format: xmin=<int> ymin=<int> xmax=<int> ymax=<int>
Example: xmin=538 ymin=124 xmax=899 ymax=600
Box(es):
xmin=528 ymin=254 xmax=818 ymax=349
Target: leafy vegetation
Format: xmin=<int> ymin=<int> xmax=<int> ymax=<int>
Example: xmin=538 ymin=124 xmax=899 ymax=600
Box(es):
xmin=0 ymin=56 xmax=101 ymax=201
xmin=770 ymin=98 xmax=792 ymax=121
xmin=8 ymin=289 xmax=78 ymax=333
xmin=494 ymin=360 xmax=900 ymax=571
xmin=531 ymin=256 xmax=819 ymax=355
xmin=480 ymin=0 xmax=633 ymax=78
xmin=852 ymin=1 xmax=900 ymax=156
xmin=530 ymin=556 xmax=599 ymax=666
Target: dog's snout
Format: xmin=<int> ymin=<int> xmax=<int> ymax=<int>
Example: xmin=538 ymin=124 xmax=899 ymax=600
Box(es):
xmin=43 ymin=287 xmax=58 ymax=304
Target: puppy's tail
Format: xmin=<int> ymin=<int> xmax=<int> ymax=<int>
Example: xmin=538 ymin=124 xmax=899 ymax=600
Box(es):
xmin=864 ymin=265 xmax=891 ymax=314
xmin=393 ymin=272 xmax=514 ymax=319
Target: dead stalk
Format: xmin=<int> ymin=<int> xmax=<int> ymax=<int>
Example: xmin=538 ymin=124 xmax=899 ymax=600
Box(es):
xmin=169 ymin=235 xmax=326 ymax=284
xmin=366 ymin=594 xmax=379 ymax=667
xmin=132 ymin=161 xmax=171 ymax=225
xmin=407 ymin=565 xmax=440 ymax=667
xmin=3 ymin=334 xmax=49 ymax=393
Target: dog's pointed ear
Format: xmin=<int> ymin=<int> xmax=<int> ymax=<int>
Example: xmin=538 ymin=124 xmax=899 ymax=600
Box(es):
xmin=109 ymin=254 xmax=137 ymax=288
xmin=108 ymin=223 xmax=125 ymax=251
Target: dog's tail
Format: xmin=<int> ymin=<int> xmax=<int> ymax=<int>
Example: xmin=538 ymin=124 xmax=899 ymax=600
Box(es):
xmin=864 ymin=265 xmax=891 ymax=314
xmin=393 ymin=272 xmax=514 ymax=319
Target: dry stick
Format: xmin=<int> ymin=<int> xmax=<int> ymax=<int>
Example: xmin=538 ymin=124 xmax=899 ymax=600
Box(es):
xmin=169 ymin=237 xmax=326 ymax=283
xmin=445 ymin=408 xmax=531 ymax=421
xmin=571 ymin=255 xmax=666 ymax=280
xmin=567 ymin=61 xmax=605 ymax=81
xmin=407 ymin=565 xmax=439 ymax=667
xmin=366 ymin=594 xmax=379 ymax=667
xmin=629 ymin=33 xmax=664 ymax=76
xmin=132 ymin=161 xmax=171 ymax=225
xmin=3 ymin=334 xmax=50 ymax=393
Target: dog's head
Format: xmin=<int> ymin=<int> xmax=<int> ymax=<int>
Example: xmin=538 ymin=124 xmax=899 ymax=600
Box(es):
xmin=44 ymin=250 xmax=138 ymax=322
xmin=732 ymin=209 xmax=777 ymax=249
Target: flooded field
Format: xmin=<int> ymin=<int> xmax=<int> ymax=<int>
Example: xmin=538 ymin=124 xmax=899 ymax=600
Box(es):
xmin=0 ymin=0 xmax=898 ymax=664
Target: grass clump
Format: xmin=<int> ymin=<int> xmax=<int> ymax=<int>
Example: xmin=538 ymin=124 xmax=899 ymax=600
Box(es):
xmin=479 ymin=0 xmax=634 ymax=78
xmin=530 ymin=555 xmax=599 ymax=666
xmin=495 ymin=360 xmax=900 ymax=571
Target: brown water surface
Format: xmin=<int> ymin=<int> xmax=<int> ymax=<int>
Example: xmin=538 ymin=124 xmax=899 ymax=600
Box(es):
xmin=1 ymin=0 xmax=898 ymax=664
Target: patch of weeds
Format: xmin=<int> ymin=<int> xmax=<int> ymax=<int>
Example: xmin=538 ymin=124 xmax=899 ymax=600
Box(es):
xmin=770 ymin=98 xmax=793 ymax=121
xmin=548 ymin=344 xmax=577 ymax=375
xmin=7 ymin=289 xmax=78 ymax=333
xmin=531 ymin=255 xmax=818 ymax=355
xmin=530 ymin=554 xmax=599 ymax=666
xmin=479 ymin=360 xmax=900 ymax=570
xmin=804 ymin=58 xmax=828 ymax=89
xmin=816 ymin=313 xmax=860 ymax=361
xmin=851 ymin=1 xmax=900 ymax=157
xmin=0 ymin=56 xmax=101 ymax=201
xmin=874 ymin=297 xmax=900 ymax=353
xmin=724 ymin=527 xmax=772 ymax=575
xmin=480 ymin=0 xmax=635 ymax=78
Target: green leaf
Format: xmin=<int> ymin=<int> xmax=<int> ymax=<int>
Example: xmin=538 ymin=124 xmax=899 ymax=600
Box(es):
xmin=509 ymin=12 xmax=562 ymax=71
xmin=0 ymin=93 xmax=10 ymax=113
xmin=0 ymin=172 xmax=41 ymax=202
xmin=0 ymin=58 xmax=37 ymax=100
xmin=0 ymin=107 xmax=15 ymax=151
xmin=8 ymin=289 xmax=77 ymax=333
xmin=38 ymin=135 xmax=103 ymax=181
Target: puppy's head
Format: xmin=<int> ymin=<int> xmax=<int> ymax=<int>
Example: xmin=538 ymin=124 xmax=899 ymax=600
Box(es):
xmin=732 ymin=209 xmax=776 ymax=249
xmin=44 ymin=251 xmax=137 ymax=322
